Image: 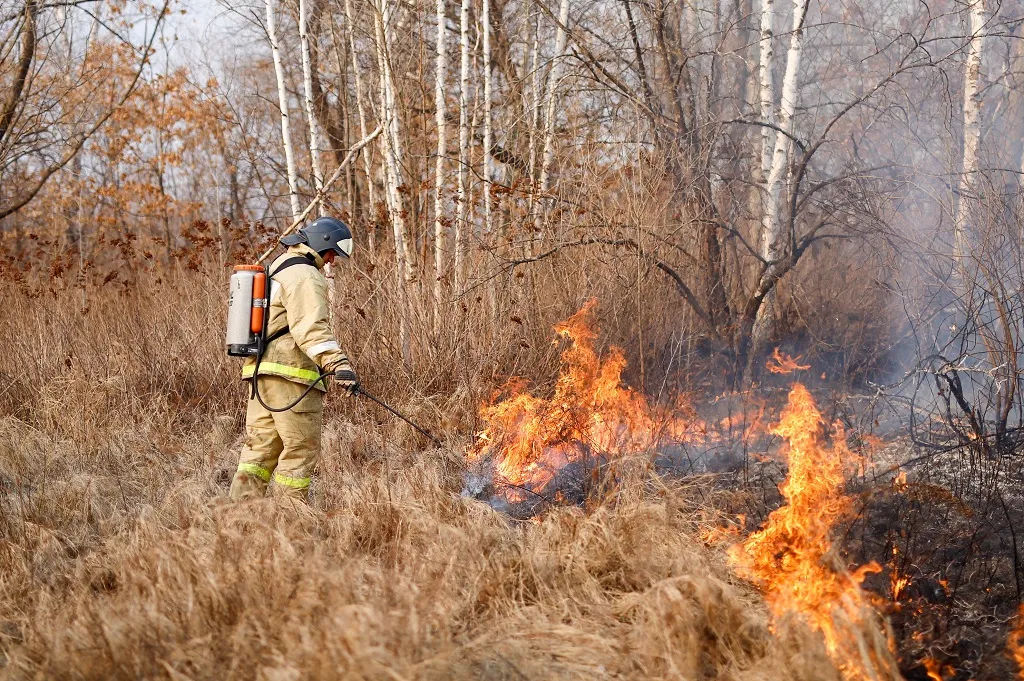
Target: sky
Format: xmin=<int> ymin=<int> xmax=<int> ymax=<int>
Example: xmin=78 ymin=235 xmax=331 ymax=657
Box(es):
xmin=151 ymin=0 xmax=252 ymax=71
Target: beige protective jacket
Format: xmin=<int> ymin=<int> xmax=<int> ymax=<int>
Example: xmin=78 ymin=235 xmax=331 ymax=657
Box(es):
xmin=241 ymin=244 xmax=349 ymax=389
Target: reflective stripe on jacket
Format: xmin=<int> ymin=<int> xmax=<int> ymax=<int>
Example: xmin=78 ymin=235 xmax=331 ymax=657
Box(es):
xmin=241 ymin=244 xmax=350 ymax=389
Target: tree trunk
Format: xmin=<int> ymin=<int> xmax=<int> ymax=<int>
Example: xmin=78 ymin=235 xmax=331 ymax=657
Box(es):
xmin=757 ymin=0 xmax=775 ymax=184
xmin=0 ymin=0 xmax=37 ymax=148
xmin=433 ymin=0 xmax=448 ymax=324
xmin=344 ymin=0 xmax=379 ymax=247
xmin=955 ymin=0 xmax=985 ymax=270
xmin=746 ymin=0 xmax=810 ymax=381
xmin=525 ymin=3 xmax=542 ymax=255
xmin=298 ymin=0 xmax=336 ymax=302
xmin=483 ymin=0 xmax=493 ymax=236
xmin=536 ymin=0 xmax=571 ymax=235
xmin=455 ymin=0 xmax=471 ymax=293
xmin=299 ymin=0 xmax=325 ymax=215
xmin=374 ymin=0 xmax=413 ymax=362
xmin=267 ymin=0 xmax=302 ymax=220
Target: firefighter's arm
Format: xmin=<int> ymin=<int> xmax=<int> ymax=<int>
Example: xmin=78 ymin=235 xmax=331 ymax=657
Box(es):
xmin=281 ymin=271 xmax=350 ymax=372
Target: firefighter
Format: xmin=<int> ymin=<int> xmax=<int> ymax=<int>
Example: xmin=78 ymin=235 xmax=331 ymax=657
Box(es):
xmin=229 ymin=216 xmax=358 ymax=502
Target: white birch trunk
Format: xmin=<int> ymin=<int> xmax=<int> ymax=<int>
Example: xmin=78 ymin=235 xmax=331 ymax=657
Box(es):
xmin=342 ymin=0 xmax=378 ymax=244
xmin=535 ymin=0 xmax=571 ymax=233
xmin=757 ymin=0 xmax=775 ymax=184
xmin=267 ymin=0 xmax=301 ymax=220
xmin=298 ymin=0 xmax=335 ymax=305
xmin=433 ymin=0 xmax=448 ymax=316
xmin=455 ymin=0 xmax=471 ymax=293
xmin=749 ymin=0 xmax=810 ymax=369
xmin=299 ymin=0 xmax=324 ymax=214
xmin=761 ymin=0 xmax=808 ymax=261
xmin=482 ymin=0 xmax=493 ymax=235
xmin=955 ymin=0 xmax=985 ymax=266
xmin=526 ymin=6 xmax=541 ymax=254
xmin=373 ymin=0 xmax=413 ymax=361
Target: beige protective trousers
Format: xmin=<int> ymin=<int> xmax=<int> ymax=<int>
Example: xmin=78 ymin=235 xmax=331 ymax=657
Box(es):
xmin=229 ymin=375 xmax=324 ymax=502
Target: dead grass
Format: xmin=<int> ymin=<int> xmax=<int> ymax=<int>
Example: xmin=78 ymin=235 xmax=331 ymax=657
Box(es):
xmin=0 ymin=449 xmax=840 ymax=680
xmin=0 ymin=267 xmax=850 ymax=680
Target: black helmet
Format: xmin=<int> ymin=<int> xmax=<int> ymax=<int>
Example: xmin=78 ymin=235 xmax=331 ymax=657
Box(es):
xmin=281 ymin=216 xmax=353 ymax=258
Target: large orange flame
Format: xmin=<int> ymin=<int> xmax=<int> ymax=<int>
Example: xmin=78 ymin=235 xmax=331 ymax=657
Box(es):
xmin=469 ymin=300 xmax=697 ymax=494
xmin=729 ymin=383 xmax=897 ymax=680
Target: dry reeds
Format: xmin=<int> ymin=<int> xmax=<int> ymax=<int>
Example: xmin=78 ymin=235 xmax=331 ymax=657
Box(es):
xmin=0 ymin=266 xmax=846 ymax=680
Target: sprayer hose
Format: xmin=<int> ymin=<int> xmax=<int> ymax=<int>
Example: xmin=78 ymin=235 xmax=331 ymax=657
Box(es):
xmin=249 ymin=335 xmax=330 ymax=412
xmin=251 ymin=372 xmax=329 ymax=412
xmin=247 ymin=337 xmax=440 ymax=445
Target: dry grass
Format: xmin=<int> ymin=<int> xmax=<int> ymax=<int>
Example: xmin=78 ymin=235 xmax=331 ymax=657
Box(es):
xmin=0 ymin=265 xmax=849 ymax=680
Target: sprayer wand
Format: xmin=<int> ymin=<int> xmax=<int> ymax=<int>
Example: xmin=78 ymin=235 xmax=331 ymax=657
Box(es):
xmin=354 ymin=386 xmax=442 ymax=447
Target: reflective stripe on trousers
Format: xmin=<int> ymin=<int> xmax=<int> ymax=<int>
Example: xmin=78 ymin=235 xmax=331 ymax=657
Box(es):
xmin=237 ymin=461 xmax=271 ymax=482
xmin=273 ymin=471 xmax=311 ymax=490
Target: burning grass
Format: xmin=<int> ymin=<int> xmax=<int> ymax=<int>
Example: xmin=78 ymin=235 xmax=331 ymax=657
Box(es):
xmin=1 ymin=277 xmax=1021 ymax=680
xmin=727 ymin=384 xmax=898 ymax=681
xmin=468 ymin=300 xmax=703 ymax=502
xmin=0 ymin=281 xmax=848 ymax=680
xmin=0 ymin=417 xmax=846 ymax=680
xmin=466 ymin=303 xmax=901 ymax=678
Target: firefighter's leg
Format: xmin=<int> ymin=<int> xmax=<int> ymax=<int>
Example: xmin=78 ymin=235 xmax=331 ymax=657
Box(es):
xmin=270 ymin=383 xmax=324 ymax=502
xmin=229 ymin=378 xmax=284 ymax=501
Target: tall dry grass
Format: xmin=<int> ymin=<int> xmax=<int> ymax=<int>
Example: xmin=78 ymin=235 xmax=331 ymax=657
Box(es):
xmin=0 ymin=260 xmax=850 ymax=679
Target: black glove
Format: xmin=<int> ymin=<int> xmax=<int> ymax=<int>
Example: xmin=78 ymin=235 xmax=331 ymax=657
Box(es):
xmin=333 ymin=362 xmax=359 ymax=396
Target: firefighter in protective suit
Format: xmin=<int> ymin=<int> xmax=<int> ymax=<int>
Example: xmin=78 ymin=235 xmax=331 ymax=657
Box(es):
xmin=229 ymin=216 xmax=358 ymax=502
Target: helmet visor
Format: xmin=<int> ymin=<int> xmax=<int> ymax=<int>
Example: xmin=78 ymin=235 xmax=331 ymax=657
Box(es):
xmin=335 ymin=236 xmax=353 ymax=257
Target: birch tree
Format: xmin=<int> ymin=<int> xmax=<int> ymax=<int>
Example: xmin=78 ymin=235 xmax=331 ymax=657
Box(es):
xmin=266 ymin=0 xmax=301 ymax=220
xmin=526 ymin=5 xmax=542 ymax=254
xmin=748 ymin=0 xmax=811 ymax=371
xmin=536 ymin=0 xmax=571 ymax=233
xmin=298 ymin=0 xmax=325 ymax=216
xmin=955 ymin=0 xmax=985 ymax=270
xmin=298 ymin=0 xmax=336 ymax=303
xmin=434 ymin=0 xmax=448 ymax=315
xmin=373 ymin=0 xmax=414 ymax=360
xmin=342 ymin=0 xmax=378 ymax=235
xmin=757 ymin=0 xmax=775 ymax=184
xmin=482 ymin=0 xmax=493 ymax=235
xmin=455 ymin=0 xmax=471 ymax=292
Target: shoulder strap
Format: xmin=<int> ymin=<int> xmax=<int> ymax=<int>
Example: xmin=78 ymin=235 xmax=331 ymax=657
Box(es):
xmin=266 ymin=326 xmax=291 ymax=343
xmin=263 ymin=254 xmax=317 ymax=347
xmin=270 ymin=254 xmax=317 ymax=278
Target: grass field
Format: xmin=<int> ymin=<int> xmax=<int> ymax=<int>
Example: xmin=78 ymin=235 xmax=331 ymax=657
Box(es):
xmin=0 ymin=265 xmax=866 ymax=680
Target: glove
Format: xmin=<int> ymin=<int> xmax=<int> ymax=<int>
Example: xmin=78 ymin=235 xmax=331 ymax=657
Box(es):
xmin=333 ymin=362 xmax=359 ymax=396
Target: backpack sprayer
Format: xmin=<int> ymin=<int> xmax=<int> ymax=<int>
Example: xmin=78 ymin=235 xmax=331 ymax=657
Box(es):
xmin=222 ymin=124 xmax=440 ymax=444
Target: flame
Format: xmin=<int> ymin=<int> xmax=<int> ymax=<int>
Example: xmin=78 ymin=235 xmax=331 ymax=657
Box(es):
xmin=468 ymin=300 xmax=698 ymax=495
xmin=890 ymin=546 xmax=911 ymax=602
xmin=766 ymin=348 xmax=811 ymax=374
xmin=729 ymin=383 xmax=896 ymax=680
xmin=1010 ymin=605 xmax=1024 ymax=679
xmin=922 ymin=657 xmax=944 ymax=681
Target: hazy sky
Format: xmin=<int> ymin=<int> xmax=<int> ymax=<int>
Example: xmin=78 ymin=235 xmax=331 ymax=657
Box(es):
xmin=155 ymin=0 xmax=253 ymax=70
